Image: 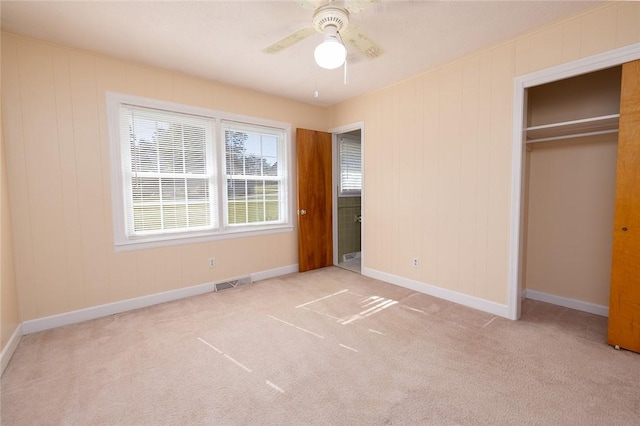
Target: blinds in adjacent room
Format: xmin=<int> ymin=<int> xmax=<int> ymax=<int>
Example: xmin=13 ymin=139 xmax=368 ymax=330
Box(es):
xmin=339 ymin=135 xmax=361 ymax=196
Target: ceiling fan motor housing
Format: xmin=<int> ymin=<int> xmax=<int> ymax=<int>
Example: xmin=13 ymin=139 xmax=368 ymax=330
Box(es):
xmin=313 ymin=6 xmax=349 ymax=33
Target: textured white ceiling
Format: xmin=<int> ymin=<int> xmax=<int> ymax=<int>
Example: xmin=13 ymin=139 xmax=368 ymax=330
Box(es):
xmin=1 ymin=0 xmax=604 ymax=106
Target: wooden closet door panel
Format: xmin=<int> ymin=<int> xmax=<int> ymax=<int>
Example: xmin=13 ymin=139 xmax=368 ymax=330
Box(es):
xmin=608 ymin=59 xmax=640 ymax=353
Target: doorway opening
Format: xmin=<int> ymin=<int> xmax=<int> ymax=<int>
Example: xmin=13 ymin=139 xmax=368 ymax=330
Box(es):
xmin=330 ymin=122 xmax=364 ymax=274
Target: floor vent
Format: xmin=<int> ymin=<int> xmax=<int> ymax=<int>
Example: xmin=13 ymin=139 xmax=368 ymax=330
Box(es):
xmin=214 ymin=276 xmax=252 ymax=292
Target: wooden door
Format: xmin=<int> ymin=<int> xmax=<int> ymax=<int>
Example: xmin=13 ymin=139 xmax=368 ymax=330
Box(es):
xmin=297 ymin=128 xmax=333 ymax=272
xmin=608 ymin=59 xmax=640 ymax=353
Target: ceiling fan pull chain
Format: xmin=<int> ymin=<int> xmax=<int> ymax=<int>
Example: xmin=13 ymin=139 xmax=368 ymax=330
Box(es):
xmin=344 ymin=57 xmax=349 ymax=85
xmin=314 ymin=74 xmax=320 ymax=98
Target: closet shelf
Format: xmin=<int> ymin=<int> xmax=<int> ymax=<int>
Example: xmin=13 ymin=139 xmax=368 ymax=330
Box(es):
xmin=526 ymin=114 xmax=619 ymax=143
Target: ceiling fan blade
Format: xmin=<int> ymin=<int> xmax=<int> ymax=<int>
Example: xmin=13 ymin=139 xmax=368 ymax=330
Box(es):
xmin=344 ymin=0 xmax=381 ymax=14
xmin=262 ymin=26 xmax=316 ymax=54
xmin=341 ymin=25 xmax=384 ymax=60
xmin=296 ymin=0 xmax=322 ymax=10
xmin=299 ymin=0 xmax=379 ymax=14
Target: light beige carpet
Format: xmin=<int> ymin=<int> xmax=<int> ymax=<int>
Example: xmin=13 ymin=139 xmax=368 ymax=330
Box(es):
xmin=1 ymin=267 xmax=638 ymax=425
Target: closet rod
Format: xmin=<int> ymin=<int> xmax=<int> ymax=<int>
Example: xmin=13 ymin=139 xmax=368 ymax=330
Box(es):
xmin=527 ymin=129 xmax=618 ymax=144
xmin=525 ymin=114 xmax=620 ymax=132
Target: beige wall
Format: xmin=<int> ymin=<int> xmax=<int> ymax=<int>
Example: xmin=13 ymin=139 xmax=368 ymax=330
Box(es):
xmin=1 ymin=33 xmax=330 ymax=321
xmin=525 ymin=136 xmax=618 ymax=306
xmin=1 ymin=100 xmax=21 ymax=352
xmin=329 ymin=2 xmax=640 ymax=305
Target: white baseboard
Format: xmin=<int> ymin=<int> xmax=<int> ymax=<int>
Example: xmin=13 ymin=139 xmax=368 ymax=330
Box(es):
xmin=251 ymin=264 xmax=298 ymax=282
xmin=523 ymin=289 xmax=609 ymax=317
xmin=1 ymin=324 xmax=23 ymax=376
xmin=362 ymin=267 xmax=511 ymax=318
xmin=22 ymin=264 xmax=299 ymax=335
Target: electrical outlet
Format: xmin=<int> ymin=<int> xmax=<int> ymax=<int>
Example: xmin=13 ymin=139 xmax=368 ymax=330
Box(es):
xmin=208 ymin=257 xmax=216 ymax=268
xmin=412 ymin=258 xmax=419 ymax=268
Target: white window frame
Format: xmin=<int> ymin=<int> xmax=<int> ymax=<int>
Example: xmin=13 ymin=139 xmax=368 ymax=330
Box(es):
xmin=107 ymin=92 xmax=293 ymax=251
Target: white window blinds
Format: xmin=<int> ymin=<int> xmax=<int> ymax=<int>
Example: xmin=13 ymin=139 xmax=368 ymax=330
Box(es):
xmin=119 ymin=105 xmax=216 ymax=237
xmin=339 ymin=136 xmax=362 ymax=196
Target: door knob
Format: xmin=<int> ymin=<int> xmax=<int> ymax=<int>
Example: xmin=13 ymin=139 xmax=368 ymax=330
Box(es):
xmin=300 ymin=209 xmax=307 ymax=215
xmin=622 ymin=227 xmax=628 ymax=231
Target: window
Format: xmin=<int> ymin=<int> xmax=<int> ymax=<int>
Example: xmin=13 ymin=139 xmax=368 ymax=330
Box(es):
xmin=339 ymin=135 xmax=362 ymax=196
xmin=223 ymin=122 xmax=286 ymax=226
xmin=108 ymin=93 xmax=291 ymax=250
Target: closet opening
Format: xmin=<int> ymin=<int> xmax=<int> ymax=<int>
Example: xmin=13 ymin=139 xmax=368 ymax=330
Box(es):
xmin=520 ymin=66 xmax=622 ymax=321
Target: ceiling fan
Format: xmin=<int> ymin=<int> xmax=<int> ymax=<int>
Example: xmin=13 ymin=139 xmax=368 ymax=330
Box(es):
xmin=262 ymin=0 xmax=384 ymax=70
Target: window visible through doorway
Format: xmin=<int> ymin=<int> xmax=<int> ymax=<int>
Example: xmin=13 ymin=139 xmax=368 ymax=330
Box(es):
xmin=339 ymin=135 xmax=361 ymax=197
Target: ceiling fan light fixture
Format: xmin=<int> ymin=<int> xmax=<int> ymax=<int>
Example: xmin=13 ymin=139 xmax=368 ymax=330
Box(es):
xmin=314 ymin=33 xmax=346 ymax=69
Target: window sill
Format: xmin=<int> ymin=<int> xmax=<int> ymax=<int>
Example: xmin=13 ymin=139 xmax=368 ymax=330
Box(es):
xmin=114 ymin=225 xmax=294 ymax=252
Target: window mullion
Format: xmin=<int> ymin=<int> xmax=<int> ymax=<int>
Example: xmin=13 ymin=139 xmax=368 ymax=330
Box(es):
xmin=262 ymin=177 xmax=266 ymax=223
xmin=158 ymin=176 xmax=165 ymax=231
xmin=179 ymin=124 xmax=189 ymax=228
xmin=217 ymin=122 xmax=227 ymax=230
